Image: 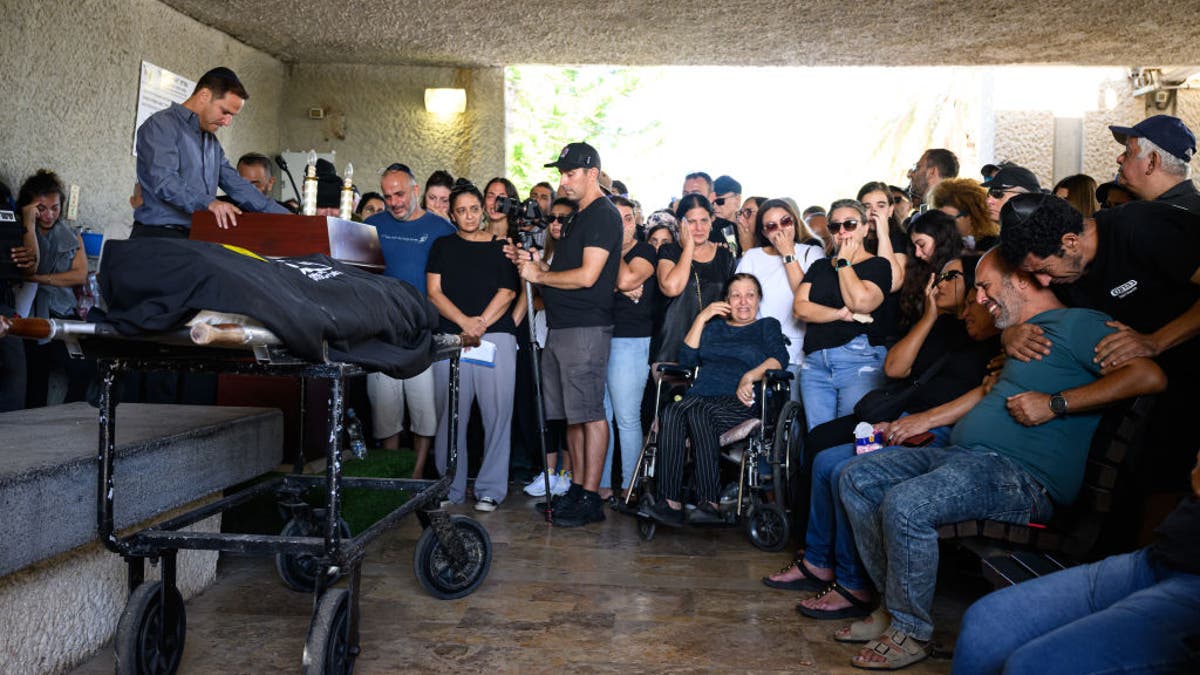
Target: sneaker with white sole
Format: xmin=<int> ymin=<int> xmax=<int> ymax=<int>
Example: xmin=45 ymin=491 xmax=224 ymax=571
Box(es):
xmin=551 ymin=471 xmax=572 ymax=496
xmin=474 ymin=497 xmax=499 ymax=512
xmin=523 ymin=471 xmax=556 ymax=497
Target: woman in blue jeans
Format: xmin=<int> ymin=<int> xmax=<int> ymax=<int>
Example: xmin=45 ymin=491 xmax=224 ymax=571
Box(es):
xmin=769 ymin=255 xmax=998 ymax=620
xmin=953 ymin=450 xmax=1200 ymax=674
xmin=794 ymin=198 xmax=896 ymax=430
xmin=599 ymin=195 xmax=657 ymax=502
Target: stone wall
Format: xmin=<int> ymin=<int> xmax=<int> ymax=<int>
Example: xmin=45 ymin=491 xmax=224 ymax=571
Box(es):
xmin=0 ymin=0 xmax=286 ymax=239
xmin=278 ymin=63 xmax=506 ymax=192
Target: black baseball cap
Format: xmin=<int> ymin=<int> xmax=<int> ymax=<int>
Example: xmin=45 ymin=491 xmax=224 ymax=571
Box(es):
xmin=545 ymin=142 xmax=601 ymax=171
xmin=1109 ymin=115 xmax=1196 ymax=162
xmin=987 ymin=165 xmax=1041 ymax=192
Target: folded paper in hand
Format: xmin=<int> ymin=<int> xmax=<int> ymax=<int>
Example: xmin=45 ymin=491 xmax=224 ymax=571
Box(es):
xmin=462 ymin=339 xmax=497 ymax=367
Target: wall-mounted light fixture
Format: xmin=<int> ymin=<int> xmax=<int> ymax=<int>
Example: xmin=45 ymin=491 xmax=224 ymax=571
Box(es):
xmin=424 ymin=88 xmax=466 ymax=115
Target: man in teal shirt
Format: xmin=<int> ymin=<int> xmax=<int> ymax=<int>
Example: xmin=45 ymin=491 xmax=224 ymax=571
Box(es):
xmin=835 ymin=250 xmax=1166 ymax=670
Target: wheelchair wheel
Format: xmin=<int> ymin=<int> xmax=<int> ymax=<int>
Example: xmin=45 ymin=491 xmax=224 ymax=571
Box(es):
xmin=745 ymin=502 xmax=790 ymax=552
xmin=771 ymin=401 xmax=805 ymax=509
xmin=413 ymin=515 xmax=492 ymax=599
xmin=276 ymin=516 xmax=353 ymax=593
xmin=635 ymin=493 xmax=657 ymax=540
xmin=115 ymin=581 xmax=186 ymax=675
xmin=302 ymin=588 xmax=354 ymax=675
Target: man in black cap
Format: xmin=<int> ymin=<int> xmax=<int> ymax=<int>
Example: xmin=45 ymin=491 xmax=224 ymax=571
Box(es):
xmin=134 ymin=67 xmax=290 ymax=237
xmin=508 ymin=142 xmax=622 ymax=527
xmin=985 ymin=164 xmax=1041 ymax=228
xmin=1109 ymin=114 xmax=1199 ymax=212
xmin=1095 ymin=181 xmax=1135 ymax=210
xmin=712 ymin=175 xmax=747 ymax=254
xmin=999 ymin=192 xmax=1200 ymax=543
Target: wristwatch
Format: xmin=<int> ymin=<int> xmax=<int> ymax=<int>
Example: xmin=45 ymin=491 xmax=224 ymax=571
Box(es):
xmin=782 ymin=254 xmax=796 ymax=265
xmin=833 ymin=258 xmax=850 ymax=270
xmin=1049 ymin=393 xmax=1069 ymax=416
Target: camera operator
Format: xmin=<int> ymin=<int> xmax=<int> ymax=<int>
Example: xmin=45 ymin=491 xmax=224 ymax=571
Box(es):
xmin=484 ymin=177 xmax=519 ymax=238
xmin=505 ymin=142 xmax=622 ymax=528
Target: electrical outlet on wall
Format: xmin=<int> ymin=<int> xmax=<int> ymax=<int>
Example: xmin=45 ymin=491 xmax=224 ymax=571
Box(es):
xmin=67 ymin=185 xmax=80 ymax=220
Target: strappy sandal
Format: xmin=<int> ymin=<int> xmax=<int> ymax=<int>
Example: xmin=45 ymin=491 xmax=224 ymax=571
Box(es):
xmin=851 ymin=627 xmax=929 ymax=671
xmin=761 ymin=558 xmax=827 ymax=592
xmin=796 ymin=582 xmax=874 ymax=620
xmin=834 ymin=608 xmax=890 ymax=643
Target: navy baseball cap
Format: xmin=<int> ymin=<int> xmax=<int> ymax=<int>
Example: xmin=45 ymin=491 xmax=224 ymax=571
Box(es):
xmin=713 ymin=175 xmax=742 ymax=195
xmin=1109 ymin=115 xmax=1196 ymax=162
xmin=545 ymin=142 xmax=601 ymax=171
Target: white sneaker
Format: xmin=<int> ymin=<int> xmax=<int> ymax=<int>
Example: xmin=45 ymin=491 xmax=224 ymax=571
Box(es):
xmin=551 ymin=471 xmax=572 ymax=496
xmin=523 ymin=470 xmax=555 ymax=497
xmin=474 ymin=497 xmax=499 ymax=512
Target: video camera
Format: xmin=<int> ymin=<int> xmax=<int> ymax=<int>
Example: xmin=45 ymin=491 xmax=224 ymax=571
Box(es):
xmin=494 ymin=195 xmax=543 ymax=226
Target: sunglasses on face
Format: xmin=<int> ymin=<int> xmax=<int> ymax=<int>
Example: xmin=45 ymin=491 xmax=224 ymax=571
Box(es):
xmin=828 ymin=219 xmax=860 ymax=234
xmin=988 ymin=188 xmax=1021 ymax=200
xmin=763 ymin=215 xmax=795 ymax=233
xmin=546 ymin=214 xmax=574 ymax=225
xmin=713 ymin=196 xmax=736 ymax=206
xmin=937 ymin=269 xmax=964 ymax=283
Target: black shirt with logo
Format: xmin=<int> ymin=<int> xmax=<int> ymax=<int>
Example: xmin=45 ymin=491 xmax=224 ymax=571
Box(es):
xmin=542 ymin=196 xmax=623 ymax=329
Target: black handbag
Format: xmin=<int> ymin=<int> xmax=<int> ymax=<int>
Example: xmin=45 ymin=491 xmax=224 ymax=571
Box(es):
xmin=853 ymin=353 xmax=952 ymax=423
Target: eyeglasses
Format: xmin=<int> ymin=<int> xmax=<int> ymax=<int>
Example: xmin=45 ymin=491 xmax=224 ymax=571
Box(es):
xmin=763 ymin=215 xmax=795 ymax=233
xmin=987 ymin=188 xmax=1022 ymax=200
xmin=937 ymin=269 xmax=964 ymax=283
xmin=546 ymin=214 xmax=574 ymax=225
xmin=737 ymin=208 xmax=757 ymax=219
xmin=828 ymin=219 xmax=860 ymax=234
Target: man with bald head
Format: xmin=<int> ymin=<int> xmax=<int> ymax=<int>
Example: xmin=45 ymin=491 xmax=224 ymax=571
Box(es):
xmin=835 ymin=250 xmax=1165 ymax=670
xmin=364 ymin=163 xmax=454 ymax=479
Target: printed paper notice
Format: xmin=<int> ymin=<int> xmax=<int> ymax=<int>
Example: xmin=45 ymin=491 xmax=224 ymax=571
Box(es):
xmin=132 ymin=62 xmax=196 ymax=156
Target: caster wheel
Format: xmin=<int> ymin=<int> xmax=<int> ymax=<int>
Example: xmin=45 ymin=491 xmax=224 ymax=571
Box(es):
xmin=302 ymin=588 xmax=355 ymax=675
xmin=746 ymin=502 xmax=790 ymax=552
xmin=637 ymin=516 xmax=657 ymax=541
xmin=413 ymin=515 xmax=492 ymax=599
xmin=115 ymin=581 xmax=186 ymax=675
xmin=276 ymin=517 xmax=353 ymax=593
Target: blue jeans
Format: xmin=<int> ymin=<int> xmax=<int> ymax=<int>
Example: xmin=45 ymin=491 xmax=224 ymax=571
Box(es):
xmin=804 ymin=424 xmax=953 ymax=593
xmin=953 ymin=548 xmax=1200 ymax=674
xmin=800 ymin=334 xmax=887 ymax=431
xmin=600 ymin=337 xmax=651 ymax=490
xmin=839 ymin=446 xmax=1053 ymax=640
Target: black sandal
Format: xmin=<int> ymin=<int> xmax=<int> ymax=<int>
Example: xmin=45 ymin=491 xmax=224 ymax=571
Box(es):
xmin=796 ymin=582 xmax=874 ymax=620
xmin=761 ymin=559 xmax=829 ymax=592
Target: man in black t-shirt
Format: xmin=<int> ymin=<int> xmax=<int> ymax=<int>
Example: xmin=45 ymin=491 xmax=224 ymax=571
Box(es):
xmin=999 ymin=193 xmax=1200 ymax=509
xmin=508 ymin=142 xmax=622 ymax=527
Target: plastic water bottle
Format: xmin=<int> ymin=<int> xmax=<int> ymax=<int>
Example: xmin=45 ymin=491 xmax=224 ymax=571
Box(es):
xmin=854 ymin=422 xmax=883 ymax=455
xmin=346 ymin=408 xmax=368 ymax=459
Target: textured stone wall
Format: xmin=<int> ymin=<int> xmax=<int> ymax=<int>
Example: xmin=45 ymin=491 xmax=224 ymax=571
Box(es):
xmin=279 ymin=63 xmax=505 ymax=193
xmin=0 ymin=0 xmax=285 ymax=239
xmin=993 ymin=110 xmax=1057 ymax=187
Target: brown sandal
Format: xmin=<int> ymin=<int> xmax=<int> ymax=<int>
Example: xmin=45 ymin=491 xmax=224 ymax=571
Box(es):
xmin=851 ymin=627 xmax=929 ymax=670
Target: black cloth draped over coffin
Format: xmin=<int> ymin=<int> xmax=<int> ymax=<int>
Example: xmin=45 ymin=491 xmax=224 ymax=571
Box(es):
xmin=98 ymin=238 xmax=439 ymax=378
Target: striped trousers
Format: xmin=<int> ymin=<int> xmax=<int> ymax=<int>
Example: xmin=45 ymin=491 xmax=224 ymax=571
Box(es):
xmin=657 ymin=394 xmax=756 ymax=503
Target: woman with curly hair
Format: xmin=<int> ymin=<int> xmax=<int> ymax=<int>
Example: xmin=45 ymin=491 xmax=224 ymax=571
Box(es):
xmin=929 ymin=178 xmax=998 ymax=252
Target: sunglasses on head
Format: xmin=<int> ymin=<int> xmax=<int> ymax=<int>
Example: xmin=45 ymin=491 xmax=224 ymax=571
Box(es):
xmin=937 ymin=269 xmax=964 ymax=283
xmin=546 ymin=214 xmax=573 ymax=225
xmin=763 ymin=215 xmax=795 ymax=232
xmin=828 ymin=219 xmax=860 ymax=234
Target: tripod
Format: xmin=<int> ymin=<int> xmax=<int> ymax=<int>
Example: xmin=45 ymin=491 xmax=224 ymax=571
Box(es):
xmin=515 ymin=231 xmax=555 ymax=522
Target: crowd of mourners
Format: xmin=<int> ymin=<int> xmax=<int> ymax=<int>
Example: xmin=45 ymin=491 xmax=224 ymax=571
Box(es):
xmin=3 ymin=83 xmax=1199 ymax=671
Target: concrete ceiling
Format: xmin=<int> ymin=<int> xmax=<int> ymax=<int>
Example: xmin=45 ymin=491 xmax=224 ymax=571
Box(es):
xmin=161 ymin=0 xmax=1200 ymax=68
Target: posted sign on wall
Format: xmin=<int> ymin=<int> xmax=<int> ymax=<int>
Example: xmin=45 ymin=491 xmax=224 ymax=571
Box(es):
xmin=132 ymin=61 xmax=195 ymax=156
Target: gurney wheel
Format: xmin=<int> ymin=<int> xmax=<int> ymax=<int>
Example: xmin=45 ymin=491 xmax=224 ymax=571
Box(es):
xmin=276 ymin=517 xmax=353 ymax=593
xmin=413 ymin=515 xmax=492 ymax=599
xmin=745 ymin=502 xmax=790 ymax=552
xmin=637 ymin=516 xmax=657 ymax=541
xmin=115 ymin=581 xmax=186 ymax=675
xmin=302 ymin=588 xmax=355 ymax=675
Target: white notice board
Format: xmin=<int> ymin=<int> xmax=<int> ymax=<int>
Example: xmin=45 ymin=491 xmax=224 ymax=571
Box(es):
xmin=132 ymin=61 xmax=196 ymax=156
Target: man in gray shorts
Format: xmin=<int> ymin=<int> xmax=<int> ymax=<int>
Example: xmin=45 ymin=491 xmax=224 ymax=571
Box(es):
xmin=511 ymin=142 xmax=623 ymax=527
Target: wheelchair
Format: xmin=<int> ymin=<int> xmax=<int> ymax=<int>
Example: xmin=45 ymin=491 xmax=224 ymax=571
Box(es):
xmin=622 ymin=363 xmax=806 ymax=552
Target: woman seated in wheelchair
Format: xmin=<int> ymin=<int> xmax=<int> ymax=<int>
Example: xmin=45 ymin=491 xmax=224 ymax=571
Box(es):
xmin=642 ymin=272 xmax=789 ymax=527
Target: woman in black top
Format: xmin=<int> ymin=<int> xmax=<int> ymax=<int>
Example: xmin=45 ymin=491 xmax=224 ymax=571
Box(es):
xmin=653 ymin=193 xmax=736 ymax=363
xmin=600 ymin=195 xmax=658 ymax=500
xmin=794 ymin=198 xmax=895 ymax=430
xmin=426 ymin=179 xmax=521 ymax=511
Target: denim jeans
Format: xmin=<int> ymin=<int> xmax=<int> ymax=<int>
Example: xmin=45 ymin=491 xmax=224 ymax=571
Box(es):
xmin=799 ymin=334 xmax=887 ymax=431
xmin=953 ymin=548 xmax=1200 ymax=674
xmin=804 ymin=424 xmax=953 ymax=593
xmin=838 ymin=446 xmax=1053 ymax=640
xmin=600 ymin=337 xmax=651 ymax=490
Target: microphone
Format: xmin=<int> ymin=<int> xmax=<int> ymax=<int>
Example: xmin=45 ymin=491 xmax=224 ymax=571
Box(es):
xmin=275 ymin=155 xmax=301 ymax=207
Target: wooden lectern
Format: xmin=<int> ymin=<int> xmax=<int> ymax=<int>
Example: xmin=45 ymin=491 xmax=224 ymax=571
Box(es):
xmin=189 ymin=211 xmax=384 ymax=460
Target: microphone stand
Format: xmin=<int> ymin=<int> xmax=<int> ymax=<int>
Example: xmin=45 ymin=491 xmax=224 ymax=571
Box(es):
xmin=275 ymin=155 xmax=301 ymax=207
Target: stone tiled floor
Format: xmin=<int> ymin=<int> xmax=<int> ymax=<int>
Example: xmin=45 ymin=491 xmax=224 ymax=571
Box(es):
xmin=74 ymin=493 xmax=978 ymax=673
